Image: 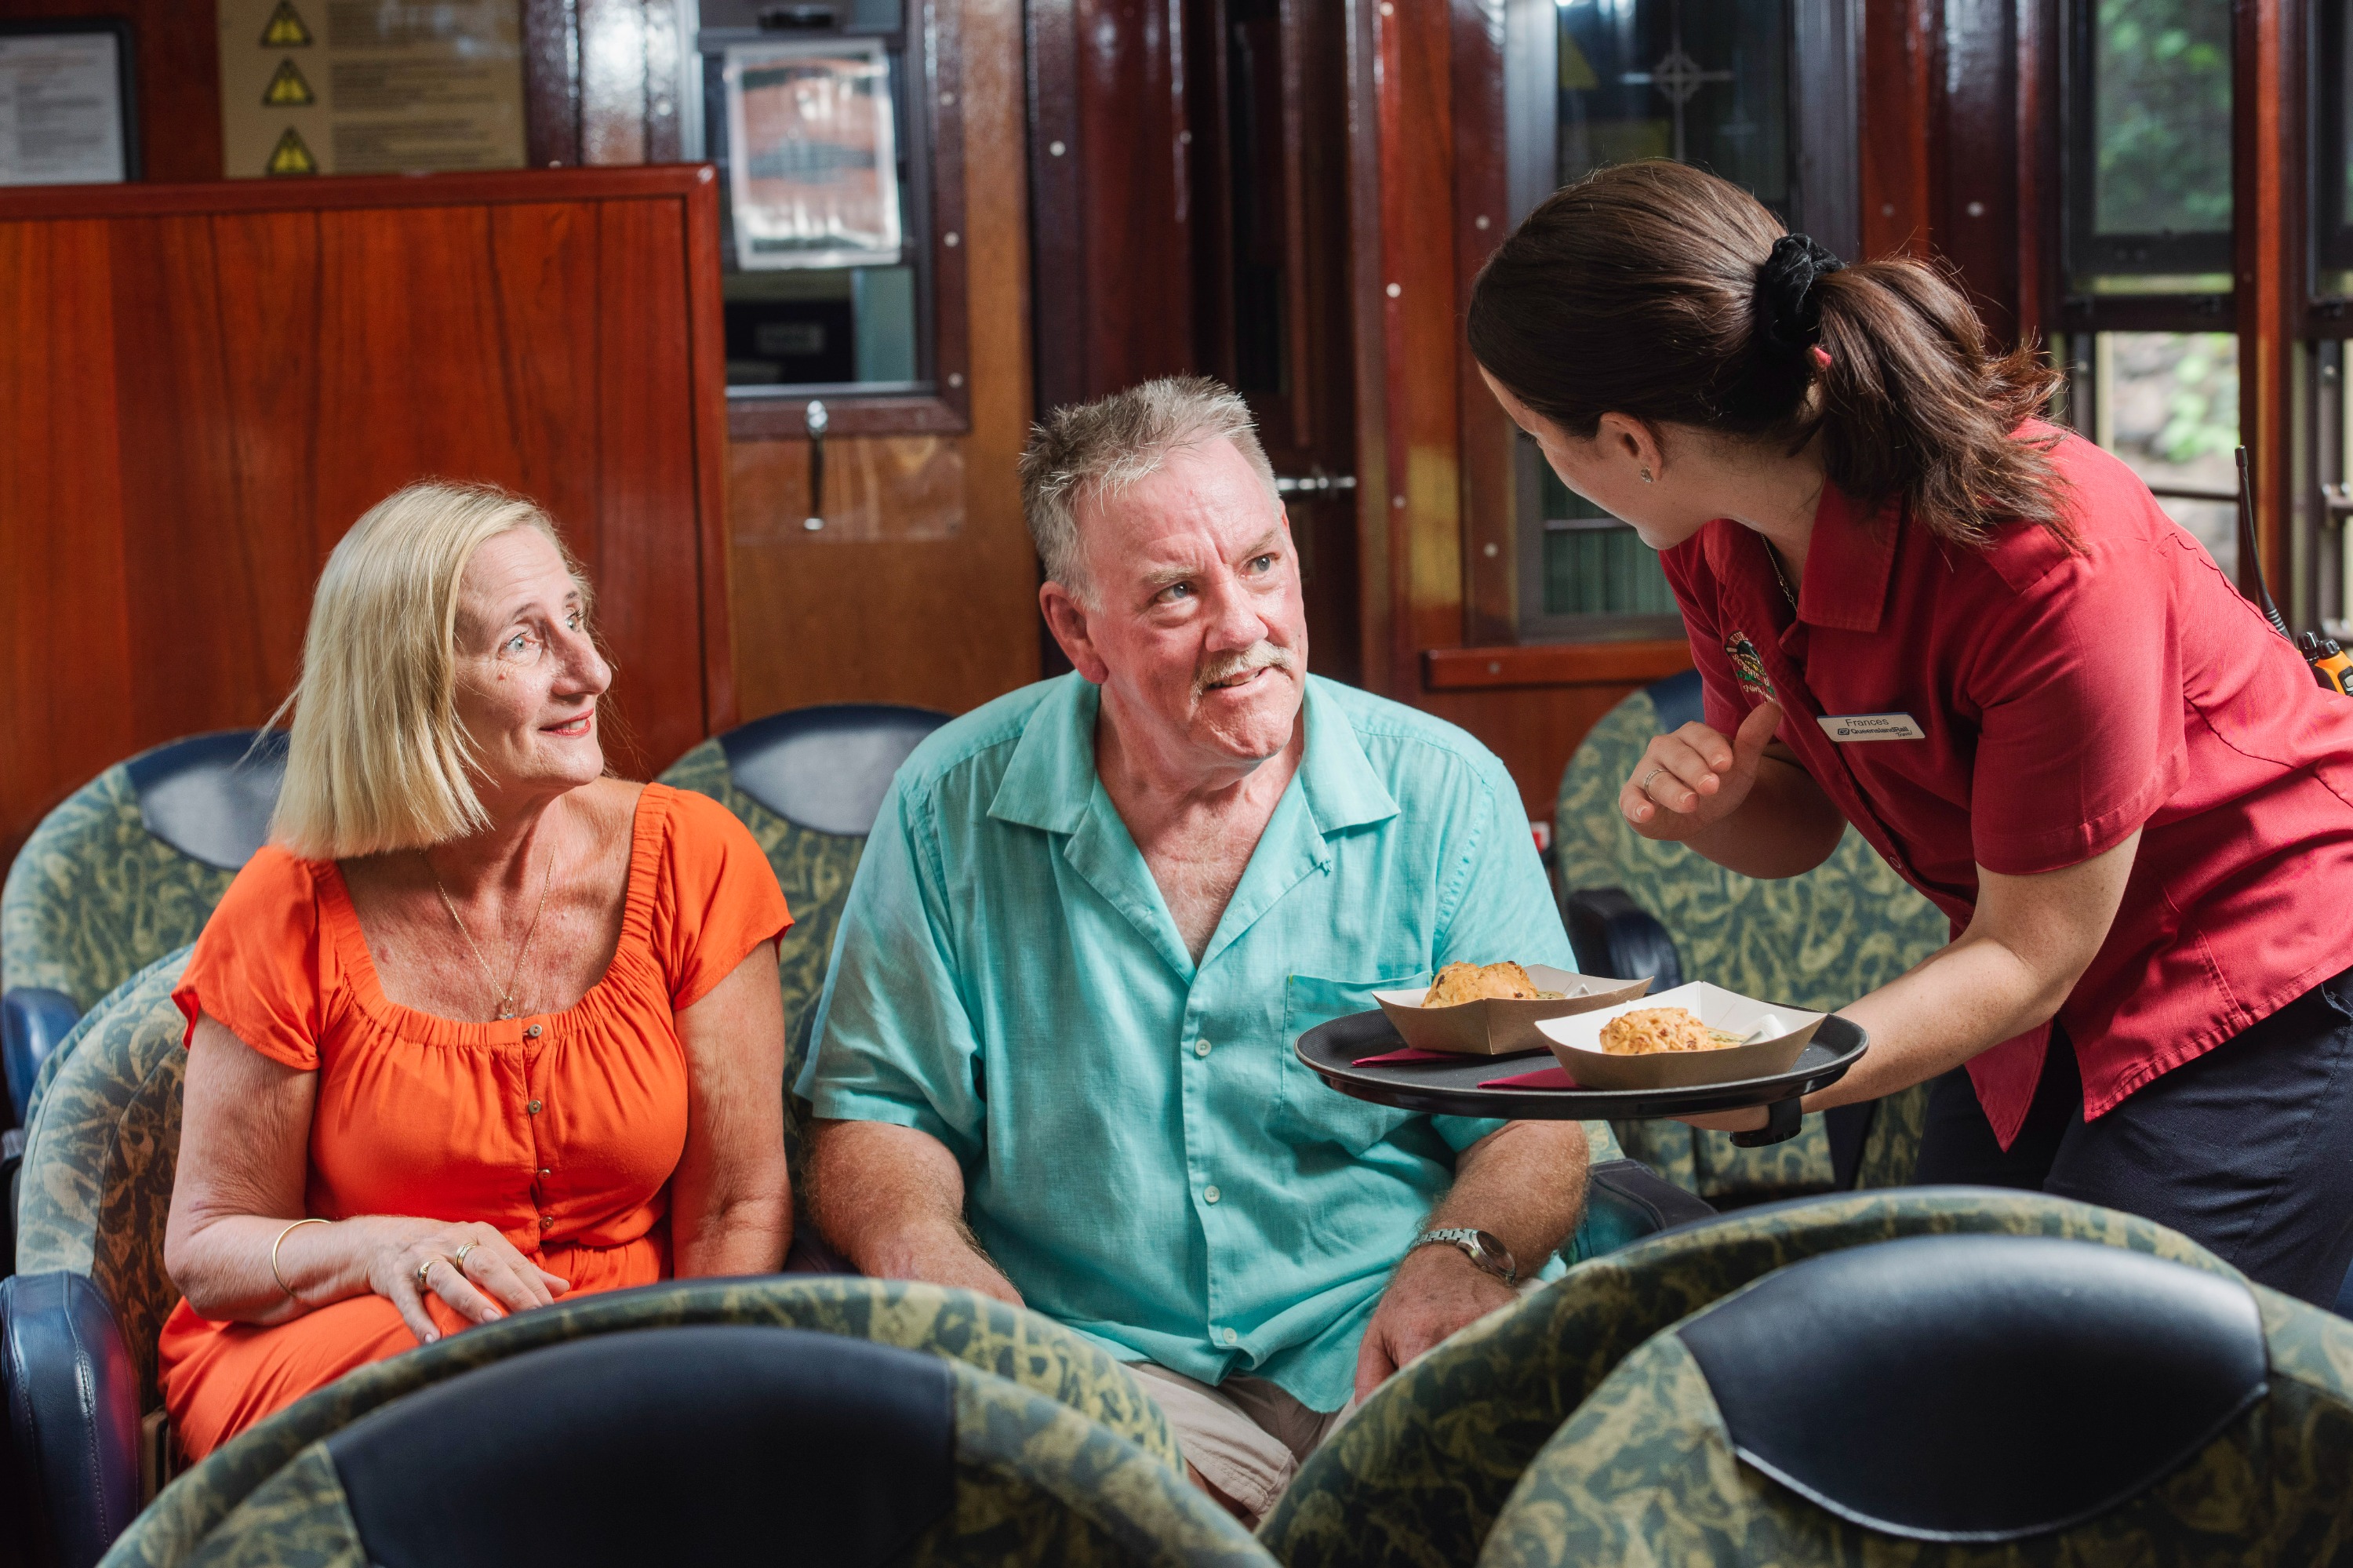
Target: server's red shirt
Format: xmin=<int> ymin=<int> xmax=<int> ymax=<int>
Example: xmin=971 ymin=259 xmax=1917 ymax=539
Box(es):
xmin=1661 ymin=426 xmax=2353 ymax=1146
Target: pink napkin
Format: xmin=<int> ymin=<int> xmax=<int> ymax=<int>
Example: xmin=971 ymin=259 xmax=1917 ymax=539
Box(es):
xmin=1353 ymin=1046 xmax=1460 ymax=1065
xmin=1479 ymin=1065 xmax=1582 ymax=1090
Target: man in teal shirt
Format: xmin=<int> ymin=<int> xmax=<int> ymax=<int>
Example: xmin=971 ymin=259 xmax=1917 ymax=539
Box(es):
xmin=800 ymin=377 xmax=1608 ymax=1523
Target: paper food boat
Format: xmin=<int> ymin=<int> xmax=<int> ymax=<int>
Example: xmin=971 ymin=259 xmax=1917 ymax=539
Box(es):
xmin=1536 ymin=982 xmax=1827 ymax=1090
xmin=1372 ymin=966 xmax=1652 ymax=1057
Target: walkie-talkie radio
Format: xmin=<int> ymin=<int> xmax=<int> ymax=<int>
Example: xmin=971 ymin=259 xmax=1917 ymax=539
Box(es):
xmin=2234 ymin=446 xmax=2353 ymax=697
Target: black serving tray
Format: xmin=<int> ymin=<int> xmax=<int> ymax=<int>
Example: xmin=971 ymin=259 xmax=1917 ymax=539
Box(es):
xmin=1294 ymin=1009 xmax=1868 ymax=1146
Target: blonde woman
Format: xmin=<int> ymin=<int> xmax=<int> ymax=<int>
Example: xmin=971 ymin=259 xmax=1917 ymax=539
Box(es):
xmin=159 ymin=482 xmax=792 ymax=1459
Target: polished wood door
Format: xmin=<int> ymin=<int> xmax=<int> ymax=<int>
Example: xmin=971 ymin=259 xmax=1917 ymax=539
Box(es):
xmin=0 ymin=166 xmax=729 ymax=860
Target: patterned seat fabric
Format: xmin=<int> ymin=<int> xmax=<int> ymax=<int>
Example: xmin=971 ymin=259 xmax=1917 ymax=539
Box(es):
xmin=115 ymin=1276 xmax=1191 ymax=1568
xmin=1552 ymin=675 xmax=1950 ymax=1201
xmin=1258 ymin=1188 xmax=2239 ymax=1568
xmin=1478 ymin=1243 xmax=2353 ymax=1567
xmin=151 ymin=1349 xmax=1266 ymax=1568
xmin=660 ymin=736 xmax=886 ymax=1176
xmin=1 ymin=766 xmax=237 ymax=1018
xmin=16 ymin=947 xmax=194 ymax=1410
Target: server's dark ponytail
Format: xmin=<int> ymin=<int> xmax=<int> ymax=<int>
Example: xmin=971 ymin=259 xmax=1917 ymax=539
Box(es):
xmin=1466 ymin=160 xmax=2068 ymax=548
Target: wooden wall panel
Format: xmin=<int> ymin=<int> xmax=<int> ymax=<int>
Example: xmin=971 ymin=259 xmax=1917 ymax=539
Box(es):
xmin=1860 ymin=0 xmax=1937 ymax=259
xmin=0 ymin=168 xmax=731 ymax=860
xmin=725 ymin=0 xmax=1039 ymax=719
xmin=1420 ymin=686 xmax=1653 ymax=822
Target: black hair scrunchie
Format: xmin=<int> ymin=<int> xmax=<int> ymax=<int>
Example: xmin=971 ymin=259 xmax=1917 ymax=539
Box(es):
xmin=1756 ymin=232 xmax=1845 ymax=355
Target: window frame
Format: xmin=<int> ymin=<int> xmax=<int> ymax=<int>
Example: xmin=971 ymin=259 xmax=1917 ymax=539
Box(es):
xmin=1499 ymin=0 xmax=1857 ymax=646
xmin=692 ymin=0 xmax=972 ymax=439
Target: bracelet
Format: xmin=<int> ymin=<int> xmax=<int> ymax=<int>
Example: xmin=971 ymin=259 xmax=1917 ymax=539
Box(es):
xmin=271 ymin=1217 xmax=329 ymax=1301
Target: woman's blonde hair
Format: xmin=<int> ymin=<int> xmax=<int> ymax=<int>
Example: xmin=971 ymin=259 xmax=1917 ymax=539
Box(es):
xmin=271 ymin=481 xmax=592 ymax=859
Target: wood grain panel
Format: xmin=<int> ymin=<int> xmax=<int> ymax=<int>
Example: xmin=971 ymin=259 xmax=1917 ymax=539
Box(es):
xmin=0 ymin=220 xmax=135 ymax=859
xmin=2234 ymin=0 xmax=2296 ymax=608
xmin=730 ymin=437 xmax=967 ymax=543
xmin=1425 ymin=640 xmax=1693 ymax=690
xmin=1860 ymin=0 xmax=1936 ymax=258
xmin=1933 ymin=0 xmax=2020 ymax=340
xmin=1420 ymin=685 xmax=1649 ymax=823
xmin=0 ymin=169 xmax=729 ymax=858
xmin=1449 ymin=0 xmax=1515 ymax=646
xmin=1370 ymin=0 xmax=1464 ymax=693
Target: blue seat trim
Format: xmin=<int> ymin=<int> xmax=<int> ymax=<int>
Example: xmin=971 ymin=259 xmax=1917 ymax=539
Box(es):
xmin=0 ymin=1270 xmax=141 ymax=1568
xmin=122 ymin=729 xmax=289 ymax=872
xmin=1644 ymin=668 xmax=1704 ymax=733
xmin=717 ymin=703 xmax=950 ymax=837
xmin=1 ymin=989 xmax=81 ymax=1127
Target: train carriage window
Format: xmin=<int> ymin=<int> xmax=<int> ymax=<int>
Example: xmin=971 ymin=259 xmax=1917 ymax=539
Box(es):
xmin=2053 ymin=0 xmax=2238 ymax=575
xmin=1503 ymin=0 xmax=1846 ymax=644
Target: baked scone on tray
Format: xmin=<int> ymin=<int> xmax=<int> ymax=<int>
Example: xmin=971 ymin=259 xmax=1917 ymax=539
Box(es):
xmin=1370 ymin=964 xmax=1649 ymax=1057
xmin=1538 ymin=981 xmax=1828 ymax=1090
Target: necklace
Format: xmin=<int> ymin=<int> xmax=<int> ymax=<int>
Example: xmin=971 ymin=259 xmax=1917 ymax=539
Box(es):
xmin=427 ymin=843 xmax=557 ymax=1020
xmin=1767 ymin=545 xmax=1799 ymax=609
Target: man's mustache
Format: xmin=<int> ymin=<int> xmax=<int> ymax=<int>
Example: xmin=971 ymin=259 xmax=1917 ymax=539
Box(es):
xmin=1195 ymin=642 xmax=1295 ymax=697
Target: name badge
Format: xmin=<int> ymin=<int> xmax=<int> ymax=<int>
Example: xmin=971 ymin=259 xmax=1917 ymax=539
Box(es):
xmin=1817 ymin=712 xmax=1926 ymax=743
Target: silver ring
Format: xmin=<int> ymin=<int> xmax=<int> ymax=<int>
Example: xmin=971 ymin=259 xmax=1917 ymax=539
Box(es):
xmin=1638 ymin=767 xmax=1664 ymax=794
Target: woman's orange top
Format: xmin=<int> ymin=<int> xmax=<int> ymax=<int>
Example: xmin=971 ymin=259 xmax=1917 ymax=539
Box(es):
xmin=158 ymin=784 xmax=789 ymax=1459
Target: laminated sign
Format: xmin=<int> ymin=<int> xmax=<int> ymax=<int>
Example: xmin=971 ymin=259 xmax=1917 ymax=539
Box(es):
xmin=218 ymin=0 xmax=525 ymax=178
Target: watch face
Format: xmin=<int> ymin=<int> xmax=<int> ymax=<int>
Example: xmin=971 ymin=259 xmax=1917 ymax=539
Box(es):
xmin=1471 ymin=1231 xmax=1509 ymax=1269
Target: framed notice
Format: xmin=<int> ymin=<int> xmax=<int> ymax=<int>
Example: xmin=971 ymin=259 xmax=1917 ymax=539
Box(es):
xmin=723 ymin=40 xmax=904 ymax=271
xmin=0 ymin=20 xmax=136 ymax=187
xmin=217 ymin=0 xmax=524 ymax=179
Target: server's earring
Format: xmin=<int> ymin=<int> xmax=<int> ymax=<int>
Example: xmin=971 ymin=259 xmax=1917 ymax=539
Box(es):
xmin=1639 ymin=466 xmax=1654 ymax=484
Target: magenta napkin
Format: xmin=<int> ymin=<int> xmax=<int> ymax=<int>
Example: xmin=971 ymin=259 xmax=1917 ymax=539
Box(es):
xmin=1478 ymin=1065 xmax=1581 ymax=1090
xmin=1352 ymin=1046 xmax=1459 ymax=1065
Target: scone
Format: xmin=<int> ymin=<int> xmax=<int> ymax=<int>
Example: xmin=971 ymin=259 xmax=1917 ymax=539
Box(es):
xmin=1424 ymin=960 xmax=1541 ymax=1007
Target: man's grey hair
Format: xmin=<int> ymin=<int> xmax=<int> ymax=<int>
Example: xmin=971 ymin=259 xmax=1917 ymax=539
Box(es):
xmin=1017 ymin=376 xmax=1282 ymax=605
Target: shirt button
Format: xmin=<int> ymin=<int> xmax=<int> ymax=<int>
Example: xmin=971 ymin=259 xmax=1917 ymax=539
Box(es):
xmin=1204 ymin=1184 xmax=1221 ymax=1204
xmin=1194 ymin=1039 xmax=1213 ymax=1058
xmin=525 ymin=1024 xmax=542 ymax=1039
xmin=538 ymin=1168 xmax=551 ymax=1178
xmin=1220 ymin=1327 xmax=1239 ymax=1346
xmin=526 ymin=1100 xmax=543 ymax=1115
xmin=539 ymin=1214 xmax=553 ymax=1229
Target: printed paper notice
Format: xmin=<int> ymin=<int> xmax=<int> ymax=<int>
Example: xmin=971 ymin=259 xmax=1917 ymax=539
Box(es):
xmin=725 ymin=40 xmax=904 ymax=271
xmin=219 ymin=0 xmax=525 ymax=179
xmin=0 ymin=33 xmax=127 ymax=186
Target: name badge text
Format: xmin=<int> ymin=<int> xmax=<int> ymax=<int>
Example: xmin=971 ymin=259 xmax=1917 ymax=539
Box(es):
xmin=1817 ymin=712 xmax=1927 ymax=743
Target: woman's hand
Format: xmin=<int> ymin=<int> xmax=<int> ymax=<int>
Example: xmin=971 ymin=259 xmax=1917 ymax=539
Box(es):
xmin=1621 ymin=701 xmax=1783 ymax=840
xmin=365 ymin=1221 xmax=572 ymax=1344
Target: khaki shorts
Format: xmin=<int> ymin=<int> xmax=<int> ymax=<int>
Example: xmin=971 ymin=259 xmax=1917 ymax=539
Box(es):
xmin=1125 ymin=1362 xmax=1352 ymax=1527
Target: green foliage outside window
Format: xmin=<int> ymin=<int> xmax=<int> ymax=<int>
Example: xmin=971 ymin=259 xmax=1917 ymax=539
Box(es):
xmin=2093 ymin=0 xmax=2231 ymax=238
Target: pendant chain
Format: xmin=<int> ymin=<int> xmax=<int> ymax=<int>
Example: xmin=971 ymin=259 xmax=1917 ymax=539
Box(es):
xmin=429 ymin=842 xmax=558 ymax=1021
xmin=1767 ymin=546 xmax=1799 ymax=609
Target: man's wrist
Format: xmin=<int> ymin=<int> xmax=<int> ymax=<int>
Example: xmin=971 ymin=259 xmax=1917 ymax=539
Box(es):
xmin=1406 ymin=1226 xmax=1518 ymax=1285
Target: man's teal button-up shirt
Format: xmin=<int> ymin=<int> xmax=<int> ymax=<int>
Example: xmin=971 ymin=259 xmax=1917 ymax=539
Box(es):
xmin=798 ymin=671 xmax=1613 ymax=1412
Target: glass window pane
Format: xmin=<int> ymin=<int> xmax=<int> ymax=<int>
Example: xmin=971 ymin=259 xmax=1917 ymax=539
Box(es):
xmin=2096 ymin=331 xmax=2239 ymax=575
xmin=1536 ymin=466 xmax=1677 ymax=616
xmin=722 ymin=265 xmax=917 ymax=387
xmin=1556 ymin=0 xmax=1789 ymax=213
xmin=2072 ymin=0 xmax=2231 ymax=281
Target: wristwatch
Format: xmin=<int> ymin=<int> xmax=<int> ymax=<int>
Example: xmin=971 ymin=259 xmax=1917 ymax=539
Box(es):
xmin=1408 ymin=1227 xmax=1518 ymax=1286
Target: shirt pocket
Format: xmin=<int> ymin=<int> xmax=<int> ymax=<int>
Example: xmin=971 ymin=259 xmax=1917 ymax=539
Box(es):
xmin=1273 ymin=971 xmax=1430 ymax=1156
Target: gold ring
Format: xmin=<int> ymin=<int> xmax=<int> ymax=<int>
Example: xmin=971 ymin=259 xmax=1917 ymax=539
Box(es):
xmin=453 ymin=1243 xmax=478 ymax=1271
xmin=416 ymin=1257 xmax=438 ymax=1292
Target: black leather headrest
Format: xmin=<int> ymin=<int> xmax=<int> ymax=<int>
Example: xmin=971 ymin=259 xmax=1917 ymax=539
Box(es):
xmin=1677 ymin=1234 xmax=2267 ymax=1542
xmin=123 ymin=730 xmax=288 ymax=871
xmin=325 ymin=1326 xmax=955 ymax=1567
xmin=719 ymin=703 xmax=948 ymax=836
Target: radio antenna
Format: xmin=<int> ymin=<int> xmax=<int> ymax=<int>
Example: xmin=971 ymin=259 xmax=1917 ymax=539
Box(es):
xmin=2236 ymin=446 xmax=2293 ymax=641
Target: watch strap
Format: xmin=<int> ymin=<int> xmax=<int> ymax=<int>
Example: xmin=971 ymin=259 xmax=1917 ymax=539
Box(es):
xmin=1409 ymin=1226 xmax=1518 ymax=1286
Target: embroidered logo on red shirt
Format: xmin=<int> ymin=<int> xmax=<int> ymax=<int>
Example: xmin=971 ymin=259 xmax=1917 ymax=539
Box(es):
xmin=1726 ymin=630 xmax=1777 ymax=702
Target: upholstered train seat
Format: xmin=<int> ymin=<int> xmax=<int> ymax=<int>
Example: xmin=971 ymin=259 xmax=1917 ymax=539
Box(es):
xmin=1260 ymin=1188 xmax=2241 ymax=1568
xmin=1479 ymin=1232 xmax=2353 ymax=1566
xmin=1553 ymin=671 xmax=1949 ymax=1201
xmin=0 ymin=732 xmax=285 ymax=1122
xmin=107 ymin=1279 xmax=1201 ymax=1568
xmin=659 ymin=702 xmax=950 ymax=1168
xmin=119 ymin=1325 xmax=1271 ymax=1568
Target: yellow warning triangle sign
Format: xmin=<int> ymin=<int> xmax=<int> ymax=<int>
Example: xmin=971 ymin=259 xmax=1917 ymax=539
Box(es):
xmin=266 ymin=126 xmax=318 ymax=176
xmin=262 ymin=58 xmax=315 ymax=107
xmin=260 ymin=2 xmax=314 ymax=46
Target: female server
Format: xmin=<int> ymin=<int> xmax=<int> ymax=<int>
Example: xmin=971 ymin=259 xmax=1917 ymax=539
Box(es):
xmin=1468 ymin=160 xmax=2353 ymax=1305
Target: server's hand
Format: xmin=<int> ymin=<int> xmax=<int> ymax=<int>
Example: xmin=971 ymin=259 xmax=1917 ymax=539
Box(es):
xmin=1620 ymin=700 xmax=1782 ymax=840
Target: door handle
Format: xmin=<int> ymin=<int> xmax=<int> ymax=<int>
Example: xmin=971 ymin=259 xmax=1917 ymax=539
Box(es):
xmin=802 ymin=400 xmax=828 ymax=532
